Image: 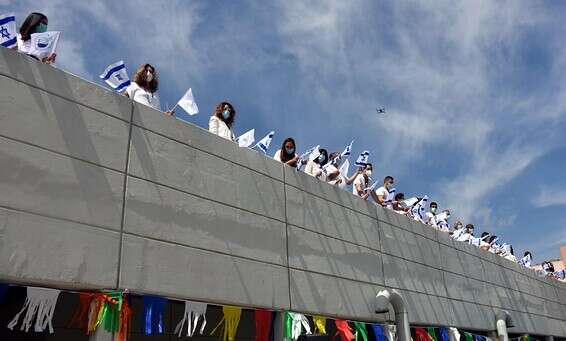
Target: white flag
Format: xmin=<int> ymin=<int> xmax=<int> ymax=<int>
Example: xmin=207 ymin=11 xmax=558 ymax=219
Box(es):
xmin=337 ymin=159 xmax=350 ymax=190
xmin=0 ymin=13 xmax=17 ymax=48
xmin=236 ymin=129 xmax=255 ymax=148
xmin=355 ymin=150 xmax=370 ymax=166
xmin=28 ymin=31 xmax=60 ymax=60
xmin=177 ymin=88 xmax=199 ymax=115
xmin=254 ymin=131 xmax=275 ymax=154
xmin=99 ymin=60 xmax=131 ymax=92
xmin=308 ymin=147 xmax=321 ymax=161
xmin=297 ymin=145 xmax=319 ymax=171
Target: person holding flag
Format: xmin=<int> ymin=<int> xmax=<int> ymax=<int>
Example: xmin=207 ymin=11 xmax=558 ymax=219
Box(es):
xmin=370 ymin=176 xmax=395 ymax=207
xmin=273 ymin=138 xmax=299 ymax=167
xmin=125 ymin=64 xmax=173 ymax=115
xmin=352 ymin=163 xmax=372 ymax=198
xmin=16 ymin=12 xmax=57 ymax=64
xmin=305 ymin=148 xmax=329 ymax=180
xmin=209 ymin=101 xmax=236 ymax=141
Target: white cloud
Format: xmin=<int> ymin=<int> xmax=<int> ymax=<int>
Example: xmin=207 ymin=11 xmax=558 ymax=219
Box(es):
xmin=532 ymin=188 xmax=566 ymax=208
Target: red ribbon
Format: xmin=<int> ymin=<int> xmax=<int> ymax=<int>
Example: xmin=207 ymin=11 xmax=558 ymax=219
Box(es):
xmin=335 ymin=320 xmax=355 ymax=341
xmin=416 ymin=328 xmax=433 ymax=341
xmin=68 ymin=292 xmax=95 ymax=334
xmin=117 ymin=296 xmax=132 ymax=341
xmin=255 ymin=309 xmax=273 ymax=341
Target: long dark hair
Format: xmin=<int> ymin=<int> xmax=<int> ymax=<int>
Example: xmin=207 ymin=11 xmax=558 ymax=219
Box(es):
xmin=279 ymin=138 xmax=296 ymax=163
xmin=133 ymin=64 xmax=159 ymax=93
xmin=19 ymin=12 xmax=48 ymax=41
xmin=213 ymin=101 xmax=236 ymax=128
xmin=315 ymin=148 xmax=328 ymax=166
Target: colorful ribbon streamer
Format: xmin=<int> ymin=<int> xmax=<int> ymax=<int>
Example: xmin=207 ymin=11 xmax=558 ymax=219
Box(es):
xmin=313 ymin=315 xmax=327 ymax=334
xmin=174 ymin=300 xmax=208 ymax=337
xmin=354 ymin=322 xmax=368 ymax=341
xmin=463 ymin=332 xmax=474 ymax=341
xmin=448 ymin=327 xmax=460 ymax=341
xmin=143 ymin=296 xmax=167 ymax=335
xmin=416 ymin=328 xmax=433 ymax=341
xmin=69 ymin=292 xmax=95 ymax=334
xmin=372 ymin=324 xmax=388 ymax=341
xmin=210 ymin=306 xmax=242 ymax=341
xmin=335 ymin=320 xmax=355 ymax=341
xmin=439 ymin=327 xmax=450 ymax=341
xmin=428 ymin=327 xmax=439 ymax=341
xmin=7 ymin=286 xmax=61 ymax=333
xmin=117 ymin=295 xmax=132 ymax=341
xmin=284 ymin=312 xmax=312 ymax=340
xmin=255 ymin=309 xmax=273 ymax=341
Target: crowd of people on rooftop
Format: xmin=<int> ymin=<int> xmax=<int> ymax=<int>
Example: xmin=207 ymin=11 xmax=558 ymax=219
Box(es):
xmin=6 ymin=11 xmax=565 ymax=282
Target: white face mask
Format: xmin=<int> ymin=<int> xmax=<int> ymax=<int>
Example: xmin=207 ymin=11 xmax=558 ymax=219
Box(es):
xmin=146 ymin=71 xmax=154 ymax=82
xmin=366 ymin=170 xmax=372 ymax=177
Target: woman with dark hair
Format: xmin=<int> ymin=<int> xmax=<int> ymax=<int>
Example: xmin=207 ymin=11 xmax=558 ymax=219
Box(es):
xmin=209 ymin=101 xmax=236 ymax=141
xmin=17 ymin=12 xmax=56 ymax=64
xmin=124 ymin=64 xmax=171 ymax=114
xmin=273 ymin=138 xmax=299 ymax=167
xmin=304 ymin=148 xmax=328 ymax=180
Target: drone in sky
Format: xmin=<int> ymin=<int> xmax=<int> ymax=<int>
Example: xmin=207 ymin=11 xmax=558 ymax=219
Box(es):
xmin=376 ymin=108 xmax=386 ymax=114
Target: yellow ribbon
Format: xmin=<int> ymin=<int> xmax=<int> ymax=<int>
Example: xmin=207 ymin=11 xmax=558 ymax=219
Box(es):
xmin=313 ymin=315 xmax=327 ymax=334
xmin=210 ymin=306 xmax=242 ymax=341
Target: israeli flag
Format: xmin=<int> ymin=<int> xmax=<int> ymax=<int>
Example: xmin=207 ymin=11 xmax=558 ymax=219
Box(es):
xmin=518 ymin=254 xmax=532 ymax=267
xmin=401 ymin=197 xmax=419 ymax=208
xmin=100 ymin=61 xmax=131 ymax=92
xmin=355 ymin=150 xmax=370 ymax=166
xmin=0 ymin=13 xmax=17 ymax=48
xmin=340 ymin=140 xmax=354 ymax=159
xmin=177 ymin=88 xmax=199 ymax=115
xmin=469 ymin=236 xmax=481 ymax=247
xmin=410 ymin=195 xmax=428 ymax=221
xmin=236 ymin=129 xmax=255 ymax=148
xmin=452 ymin=227 xmax=465 ymax=240
xmin=337 ymin=159 xmax=350 ymax=190
xmin=384 ymin=187 xmax=396 ymax=206
xmin=297 ymin=145 xmax=319 ymax=171
xmin=253 ymin=131 xmax=274 ymax=154
xmin=363 ymin=180 xmax=380 ymax=193
xmin=28 ymin=31 xmax=60 ymax=60
xmin=435 ymin=212 xmax=450 ymax=231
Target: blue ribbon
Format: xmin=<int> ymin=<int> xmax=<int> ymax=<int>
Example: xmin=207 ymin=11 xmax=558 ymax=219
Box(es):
xmin=474 ymin=335 xmax=484 ymax=341
xmin=439 ymin=327 xmax=450 ymax=341
xmin=143 ymin=296 xmax=167 ymax=335
xmin=0 ymin=283 xmax=7 ymax=303
xmin=371 ymin=324 xmax=388 ymax=341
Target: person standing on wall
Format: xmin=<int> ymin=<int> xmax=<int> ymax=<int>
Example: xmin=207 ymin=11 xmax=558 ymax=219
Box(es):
xmin=124 ymin=64 xmax=173 ymax=115
xmin=17 ymin=12 xmax=56 ymax=64
xmin=209 ymin=101 xmax=236 ymax=141
xmin=274 ymin=138 xmax=299 ymax=167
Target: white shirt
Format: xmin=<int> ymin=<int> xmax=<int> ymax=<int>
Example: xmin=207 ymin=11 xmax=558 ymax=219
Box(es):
xmin=456 ymin=232 xmax=472 ymax=242
xmin=273 ymin=149 xmax=298 ymax=163
xmin=304 ymin=160 xmax=326 ymax=181
xmin=126 ymin=82 xmax=161 ymax=110
xmin=17 ymin=34 xmax=32 ymax=54
xmin=425 ymin=212 xmax=436 ymax=226
xmin=208 ymin=116 xmax=235 ymax=141
xmin=374 ymin=186 xmax=388 ymax=204
xmin=352 ymin=174 xmax=367 ymax=196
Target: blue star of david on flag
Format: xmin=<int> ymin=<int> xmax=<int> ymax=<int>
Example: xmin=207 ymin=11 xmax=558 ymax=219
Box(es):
xmin=0 ymin=13 xmax=17 ymax=48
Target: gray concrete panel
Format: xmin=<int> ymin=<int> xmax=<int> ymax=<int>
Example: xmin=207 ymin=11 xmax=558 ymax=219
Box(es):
xmin=288 ymin=225 xmax=384 ymax=284
xmin=0 ymin=75 xmax=130 ymax=170
xmin=0 ymin=136 xmax=124 ymax=229
xmin=0 ymin=48 xmax=131 ymax=121
xmin=444 ymin=272 xmax=491 ymax=306
xmin=0 ymin=207 xmax=119 ymax=288
xmin=508 ymin=311 xmax=536 ymax=335
xmin=489 ymin=286 xmax=524 ymax=312
xmin=286 ymin=185 xmax=380 ymax=250
xmin=482 ymin=259 xmax=517 ymax=290
xmin=399 ymin=214 xmax=438 ymax=240
xmin=379 ymin=222 xmax=441 ymax=268
xmin=521 ymin=291 xmax=547 ymax=316
xmin=129 ymin=126 xmax=285 ymax=221
xmin=119 ymin=234 xmax=290 ymax=310
xmin=439 ymin=244 xmax=485 ymax=282
xmin=288 ymin=268 xmax=389 ymax=322
xmin=398 ymin=290 xmax=454 ymax=326
xmin=284 ymin=166 xmax=377 ymax=218
xmin=124 ymin=176 xmax=287 ymax=265
xmin=132 ymin=103 xmax=283 ymax=180
xmin=382 ymin=254 xmax=447 ymax=297
xmin=450 ymin=301 xmax=494 ymax=331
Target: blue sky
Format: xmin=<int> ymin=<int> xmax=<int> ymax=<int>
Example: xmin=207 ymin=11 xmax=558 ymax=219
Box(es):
xmin=3 ymin=1 xmax=566 ymax=263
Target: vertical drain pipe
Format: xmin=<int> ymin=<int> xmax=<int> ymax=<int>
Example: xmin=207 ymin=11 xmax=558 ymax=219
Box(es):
xmin=495 ymin=310 xmax=514 ymax=341
xmin=375 ymin=289 xmax=411 ymax=341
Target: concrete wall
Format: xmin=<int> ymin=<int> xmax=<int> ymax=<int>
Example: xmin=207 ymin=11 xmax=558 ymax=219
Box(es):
xmin=0 ymin=48 xmax=565 ymax=337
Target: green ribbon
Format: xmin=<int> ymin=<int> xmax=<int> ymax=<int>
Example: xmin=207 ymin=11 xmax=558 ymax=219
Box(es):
xmin=353 ymin=322 xmax=368 ymax=341
xmin=427 ymin=328 xmax=439 ymax=341
xmin=464 ymin=332 xmax=474 ymax=341
xmin=102 ymin=292 xmax=122 ymax=333
xmin=284 ymin=312 xmax=293 ymax=339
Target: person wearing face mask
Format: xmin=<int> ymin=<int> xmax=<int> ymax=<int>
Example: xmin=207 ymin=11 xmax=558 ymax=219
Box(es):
xmin=392 ymin=192 xmax=409 ymax=214
xmin=124 ymin=64 xmax=172 ymax=114
xmin=274 ymin=138 xmax=299 ymax=167
xmin=209 ymin=101 xmax=236 ymax=141
xmin=17 ymin=12 xmax=56 ymax=64
xmin=435 ymin=209 xmax=451 ymax=232
xmin=425 ymin=202 xmax=438 ymax=227
xmin=455 ymin=223 xmax=474 ymax=242
xmin=304 ymin=148 xmax=329 ymax=180
xmin=352 ymin=163 xmax=373 ymax=199
xmin=323 ymin=152 xmax=343 ymax=185
xmin=371 ymin=176 xmax=394 ymax=207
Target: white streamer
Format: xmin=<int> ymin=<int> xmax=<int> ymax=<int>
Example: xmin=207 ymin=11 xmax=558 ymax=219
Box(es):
xmin=174 ymin=300 xmax=207 ymax=337
xmin=7 ymin=287 xmax=60 ymax=333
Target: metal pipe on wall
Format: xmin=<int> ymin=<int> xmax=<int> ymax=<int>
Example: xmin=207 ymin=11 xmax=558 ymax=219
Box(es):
xmin=495 ymin=310 xmax=514 ymax=341
xmin=375 ymin=289 xmax=411 ymax=341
